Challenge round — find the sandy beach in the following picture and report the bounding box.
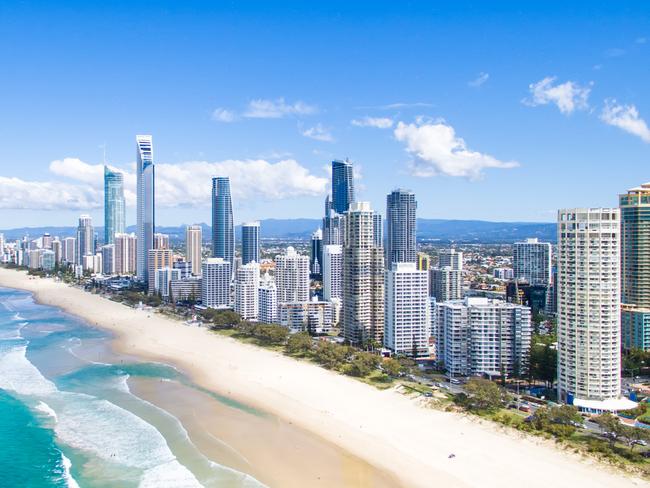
[0,267,646,488]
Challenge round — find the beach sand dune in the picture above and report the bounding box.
[1,268,646,488]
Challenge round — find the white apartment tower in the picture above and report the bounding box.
[322,244,342,301]
[513,238,552,286]
[274,246,310,307]
[258,272,277,324]
[186,225,203,276]
[384,262,430,357]
[114,233,137,275]
[147,248,173,293]
[235,262,260,321]
[201,257,231,309]
[557,208,622,406]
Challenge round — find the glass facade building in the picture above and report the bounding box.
[331,159,355,214]
[136,135,155,283]
[104,166,125,245]
[211,177,234,268]
[385,189,417,266]
[241,221,260,265]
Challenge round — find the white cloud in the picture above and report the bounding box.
[300,124,334,142]
[600,99,650,143]
[351,116,394,129]
[0,176,101,210]
[393,120,519,179]
[244,98,317,118]
[211,108,236,122]
[0,158,328,210]
[356,102,433,110]
[604,48,625,58]
[636,37,647,44]
[468,72,489,88]
[524,76,592,114]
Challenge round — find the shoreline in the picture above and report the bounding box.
[0,268,646,488]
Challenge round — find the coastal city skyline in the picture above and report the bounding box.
[1,3,650,228]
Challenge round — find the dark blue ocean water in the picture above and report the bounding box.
[0,287,262,487]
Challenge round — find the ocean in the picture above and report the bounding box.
[0,287,264,487]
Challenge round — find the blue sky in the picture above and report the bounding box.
[1,1,649,228]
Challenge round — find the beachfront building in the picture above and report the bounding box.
[211,177,234,269]
[331,159,355,214]
[101,244,115,275]
[280,299,333,334]
[557,208,626,409]
[170,277,202,304]
[258,273,277,324]
[342,202,385,346]
[275,246,310,308]
[433,297,532,378]
[62,237,76,265]
[322,244,342,301]
[241,221,260,266]
[185,224,203,276]
[513,238,552,286]
[235,261,260,321]
[147,248,173,293]
[114,233,137,275]
[201,257,231,309]
[155,267,181,299]
[75,215,95,265]
[384,262,430,357]
[136,135,155,283]
[104,166,126,245]
[620,183,650,351]
[385,189,417,267]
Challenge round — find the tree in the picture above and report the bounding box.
[286,331,313,355]
[619,424,650,451]
[623,348,650,377]
[254,324,289,345]
[382,358,403,377]
[530,405,582,438]
[314,341,350,370]
[463,378,510,412]
[528,334,557,387]
[594,412,623,448]
[344,352,380,377]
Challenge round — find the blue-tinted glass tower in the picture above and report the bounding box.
[104,166,125,245]
[331,159,355,214]
[136,135,155,282]
[241,221,260,265]
[212,177,234,268]
[385,189,417,266]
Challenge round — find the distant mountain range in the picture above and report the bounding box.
[1,218,555,243]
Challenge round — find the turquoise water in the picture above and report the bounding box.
[0,287,263,487]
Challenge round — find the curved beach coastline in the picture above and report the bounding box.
[0,268,646,488]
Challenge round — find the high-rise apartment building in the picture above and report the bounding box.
[275,246,310,307]
[513,238,552,286]
[557,208,622,407]
[136,135,155,283]
[241,221,260,265]
[147,248,173,293]
[201,258,231,309]
[235,261,260,321]
[430,248,463,301]
[417,252,431,271]
[620,183,650,350]
[385,189,417,266]
[114,233,137,275]
[433,297,532,377]
[258,273,277,324]
[154,233,170,250]
[104,166,125,245]
[322,244,342,301]
[62,237,76,265]
[342,202,385,346]
[51,239,62,264]
[373,213,383,249]
[384,262,430,357]
[185,225,203,276]
[322,195,345,248]
[438,248,463,270]
[331,159,355,214]
[101,244,115,275]
[211,177,234,269]
[155,267,181,298]
[75,215,94,265]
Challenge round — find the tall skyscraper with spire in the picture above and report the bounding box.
[331,159,355,214]
[136,135,155,283]
[385,189,417,266]
[104,166,125,245]
[211,177,234,268]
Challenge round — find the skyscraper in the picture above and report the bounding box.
[62,237,76,265]
[211,177,234,269]
[385,189,417,266]
[241,221,260,265]
[513,238,552,286]
[331,159,355,214]
[258,273,278,324]
[322,244,342,301]
[153,233,169,250]
[557,208,623,407]
[275,246,310,308]
[114,233,137,275]
[310,228,323,277]
[75,215,94,265]
[104,166,126,245]
[136,135,155,283]
[185,225,203,276]
[620,184,650,351]
[147,248,173,293]
[342,202,385,346]
[202,258,232,309]
[384,262,430,357]
[235,261,260,321]
[430,248,463,301]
